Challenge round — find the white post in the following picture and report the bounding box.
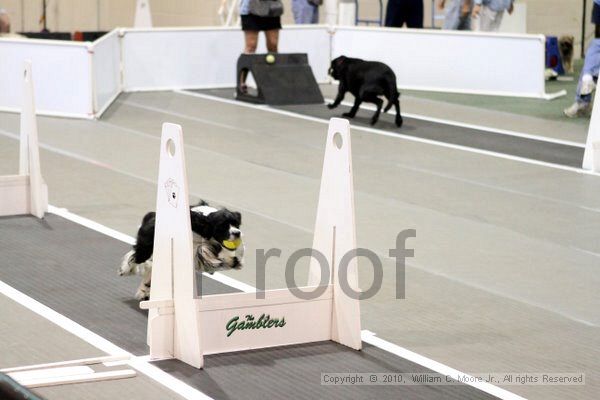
[307,118,362,350]
[146,123,203,367]
[583,94,600,171]
[134,0,153,28]
[20,61,46,219]
[582,78,600,172]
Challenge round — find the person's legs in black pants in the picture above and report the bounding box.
[405,0,424,28]
[385,0,406,27]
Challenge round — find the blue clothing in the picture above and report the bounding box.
[240,0,251,15]
[442,0,472,30]
[473,0,512,12]
[576,39,600,104]
[292,0,318,24]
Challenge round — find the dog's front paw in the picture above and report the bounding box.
[342,112,355,119]
[327,103,337,109]
[232,257,243,270]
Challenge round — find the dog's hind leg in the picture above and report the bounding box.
[394,95,403,128]
[364,94,384,126]
[343,96,362,119]
[135,269,152,301]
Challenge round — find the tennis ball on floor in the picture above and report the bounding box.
[222,238,242,251]
[265,54,276,64]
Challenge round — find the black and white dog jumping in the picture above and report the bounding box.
[118,201,244,300]
[328,55,403,128]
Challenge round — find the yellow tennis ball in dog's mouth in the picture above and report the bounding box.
[265,54,275,64]
[222,238,242,251]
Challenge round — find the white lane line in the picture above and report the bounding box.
[115,99,254,134]
[43,207,526,400]
[176,90,599,177]
[100,115,600,214]
[325,97,585,148]
[394,162,600,213]
[0,280,212,400]
[361,331,527,400]
[96,120,316,185]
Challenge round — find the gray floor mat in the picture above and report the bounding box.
[193,88,584,168]
[156,341,498,400]
[0,214,499,399]
[0,214,237,355]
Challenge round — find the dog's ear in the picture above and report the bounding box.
[233,211,242,226]
[191,211,213,238]
[335,56,346,66]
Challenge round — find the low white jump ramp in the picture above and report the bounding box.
[141,119,361,368]
[0,61,48,218]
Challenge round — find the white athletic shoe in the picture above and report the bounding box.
[563,102,592,118]
[581,74,596,96]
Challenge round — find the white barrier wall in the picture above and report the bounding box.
[332,27,560,99]
[92,29,122,117]
[0,38,94,118]
[0,25,562,119]
[121,25,331,91]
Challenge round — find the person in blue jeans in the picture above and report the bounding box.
[385,0,424,28]
[292,0,319,24]
[438,0,472,30]
[565,0,600,117]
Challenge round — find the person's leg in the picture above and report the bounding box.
[406,0,424,28]
[476,5,498,31]
[292,0,301,23]
[292,0,314,24]
[489,8,504,32]
[240,30,259,91]
[385,0,404,27]
[244,30,259,54]
[265,29,279,52]
[442,0,460,30]
[593,3,600,38]
[577,39,600,102]
[564,39,600,117]
[457,0,472,30]
[311,3,319,24]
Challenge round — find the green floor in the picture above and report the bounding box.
[403,60,590,125]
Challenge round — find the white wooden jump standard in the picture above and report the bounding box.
[583,88,600,172]
[140,118,362,368]
[0,61,47,218]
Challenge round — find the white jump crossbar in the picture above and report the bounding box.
[140,118,361,368]
[0,61,47,218]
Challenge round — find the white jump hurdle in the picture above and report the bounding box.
[583,90,600,172]
[0,61,47,218]
[140,118,361,368]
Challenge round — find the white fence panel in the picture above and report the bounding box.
[0,39,93,118]
[332,27,559,99]
[92,29,122,117]
[121,25,331,91]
